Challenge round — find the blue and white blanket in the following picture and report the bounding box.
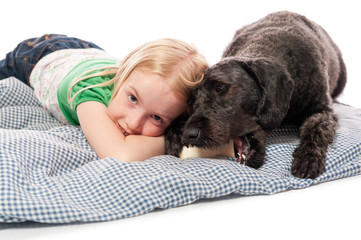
[1,77,360,223]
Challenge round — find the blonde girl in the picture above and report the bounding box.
[0,34,208,162]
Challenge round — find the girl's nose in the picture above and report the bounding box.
[126,112,143,135]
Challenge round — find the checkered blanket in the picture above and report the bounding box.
[1,77,360,223]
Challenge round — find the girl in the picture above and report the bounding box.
[0,34,208,162]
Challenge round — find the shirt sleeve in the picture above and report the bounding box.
[57,58,117,125]
[70,75,114,111]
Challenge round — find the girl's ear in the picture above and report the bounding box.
[239,58,294,129]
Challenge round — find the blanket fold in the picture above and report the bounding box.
[1,77,360,223]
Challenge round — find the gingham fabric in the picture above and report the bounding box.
[1,77,360,223]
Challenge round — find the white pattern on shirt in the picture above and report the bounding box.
[30,48,116,124]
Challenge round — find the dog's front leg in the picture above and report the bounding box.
[243,127,267,169]
[291,111,338,179]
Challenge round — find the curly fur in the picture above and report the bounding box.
[165,11,347,179]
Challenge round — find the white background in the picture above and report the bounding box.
[1,0,360,239]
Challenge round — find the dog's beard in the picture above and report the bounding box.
[182,115,253,164]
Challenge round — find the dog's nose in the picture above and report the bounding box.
[183,127,200,140]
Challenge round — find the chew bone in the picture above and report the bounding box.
[180,140,235,159]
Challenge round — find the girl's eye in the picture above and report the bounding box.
[129,95,137,103]
[152,115,163,122]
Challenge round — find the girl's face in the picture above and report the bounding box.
[107,69,186,137]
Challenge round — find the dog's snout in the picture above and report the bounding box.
[183,127,200,140]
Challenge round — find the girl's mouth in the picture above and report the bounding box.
[116,122,129,136]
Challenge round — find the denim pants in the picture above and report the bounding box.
[0,34,103,86]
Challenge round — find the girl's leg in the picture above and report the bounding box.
[0,34,103,85]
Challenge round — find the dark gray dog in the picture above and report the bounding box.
[165,11,346,179]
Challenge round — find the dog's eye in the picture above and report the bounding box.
[215,84,225,92]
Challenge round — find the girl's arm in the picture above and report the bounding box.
[76,101,165,162]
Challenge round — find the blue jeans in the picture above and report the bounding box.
[0,34,103,86]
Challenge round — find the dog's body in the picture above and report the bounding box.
[165,11,346,179]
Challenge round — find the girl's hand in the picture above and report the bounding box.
[76,101,165,162]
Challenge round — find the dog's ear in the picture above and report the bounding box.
[240,58,294,129]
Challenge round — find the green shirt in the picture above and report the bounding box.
[57,58,117,125]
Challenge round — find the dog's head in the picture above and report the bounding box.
[182,56,294,152]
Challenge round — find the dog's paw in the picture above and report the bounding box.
[244,150,265,169]
[291,142,326,179]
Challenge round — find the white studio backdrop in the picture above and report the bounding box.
[1,0,360,107]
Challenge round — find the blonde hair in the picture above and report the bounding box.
[68,38,208,110]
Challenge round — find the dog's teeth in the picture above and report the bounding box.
[236,152,247,165]
[236,152,241,163]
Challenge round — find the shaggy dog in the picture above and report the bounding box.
[165,11,346,179]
